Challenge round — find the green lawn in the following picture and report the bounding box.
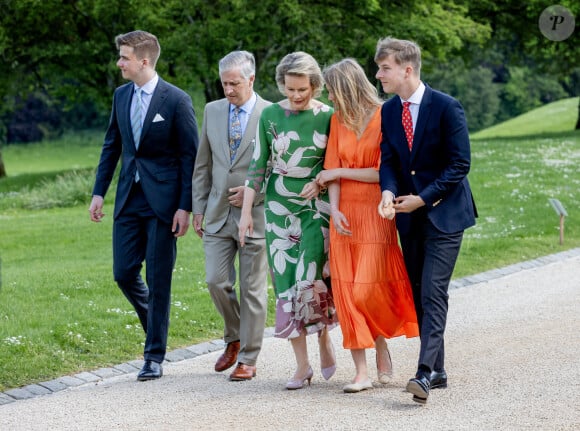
[471,97,578,139]
[0,98,579,391]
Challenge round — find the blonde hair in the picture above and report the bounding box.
[323,58,382,134]
[275,51,324,98]
[374,37,421,76]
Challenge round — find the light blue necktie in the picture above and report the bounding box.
[229,107,242,163]
[132,88,143,148]
[132,88,143,182]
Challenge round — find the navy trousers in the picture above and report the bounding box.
[399,214,463,373]
[112,182,176,363]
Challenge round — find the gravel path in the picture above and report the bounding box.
[1,249,579,430]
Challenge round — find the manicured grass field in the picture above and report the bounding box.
[0,98,578,391]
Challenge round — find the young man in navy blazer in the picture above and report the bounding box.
[89,30,198,381]
[375,37,477,404]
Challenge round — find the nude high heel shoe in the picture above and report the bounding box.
[343,378,373,393]
[377,346,393,384]
[286,366,314,390]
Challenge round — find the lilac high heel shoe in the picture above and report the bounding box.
[321,364,336,381]
[320,338,336,380]
[286,366,314,390]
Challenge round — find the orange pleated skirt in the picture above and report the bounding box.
[329,180,419,349]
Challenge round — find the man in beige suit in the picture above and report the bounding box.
[192,51,270,381]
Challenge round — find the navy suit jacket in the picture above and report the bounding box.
[93,78,198,224]
[379,84,477,235]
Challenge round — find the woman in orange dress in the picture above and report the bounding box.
[317,58,419,393]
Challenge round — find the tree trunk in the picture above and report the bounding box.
[0,151,6,178]
[576,98,580,130]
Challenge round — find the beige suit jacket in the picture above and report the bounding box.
[192,94,270,235]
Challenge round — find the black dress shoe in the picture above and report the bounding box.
[430,369,448,389]
[137,360,163,381]
[406,373,430,404]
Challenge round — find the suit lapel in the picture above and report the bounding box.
[232,95,264,166]
[216,100,231,163]
[410,85,432,162]
[388,99,409,158]
[139,78,169,147]
[118,84,135,151]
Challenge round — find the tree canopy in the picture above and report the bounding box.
[0,0,577,153]
[0,0,490,112]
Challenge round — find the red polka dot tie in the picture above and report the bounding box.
[402,101,413,151]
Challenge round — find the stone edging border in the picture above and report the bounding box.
[2,247,579,405]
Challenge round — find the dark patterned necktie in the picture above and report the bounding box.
[229,107,242,163]
[402,101,413,151]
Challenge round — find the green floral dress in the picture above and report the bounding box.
[246,103,338,339]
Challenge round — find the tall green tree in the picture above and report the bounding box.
[0,0,491,177]
[463,0,579,129]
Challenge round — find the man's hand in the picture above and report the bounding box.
[377,190,395,220]
[393,194,425,213]
[193,214,204,238]
[228,186,245,208]
[173,209,191,237]
[89,196,105,222]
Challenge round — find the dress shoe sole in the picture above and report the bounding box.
[215,362,237,372]
[229,373,255,381]
[430,381,448,389]
[412,395,427,404]
[214,355,238,372]
[406,380,429,399]
[137,374,162,382]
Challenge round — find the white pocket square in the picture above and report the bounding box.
[152,113,165,123]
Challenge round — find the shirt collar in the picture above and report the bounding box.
[230,92,257,114]
[401,81,425,106]
[135,73,159,95]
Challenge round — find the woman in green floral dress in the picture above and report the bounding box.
[239,52,338,390]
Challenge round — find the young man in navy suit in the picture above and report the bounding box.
[89,30,198,381]
[375,37,477,404]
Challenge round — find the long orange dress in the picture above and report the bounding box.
[324,108,419,349]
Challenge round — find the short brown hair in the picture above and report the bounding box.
[374,37,421,75]
[115,30,161,68]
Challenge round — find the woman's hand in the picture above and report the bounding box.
[238,212,253,247]
[331,207,352,236]
[299,180,320,200]
[315,168,341,188]
[378,190,395,220]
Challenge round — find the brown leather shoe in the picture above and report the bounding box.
[229,363,256,381]
[214,341,240,372]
